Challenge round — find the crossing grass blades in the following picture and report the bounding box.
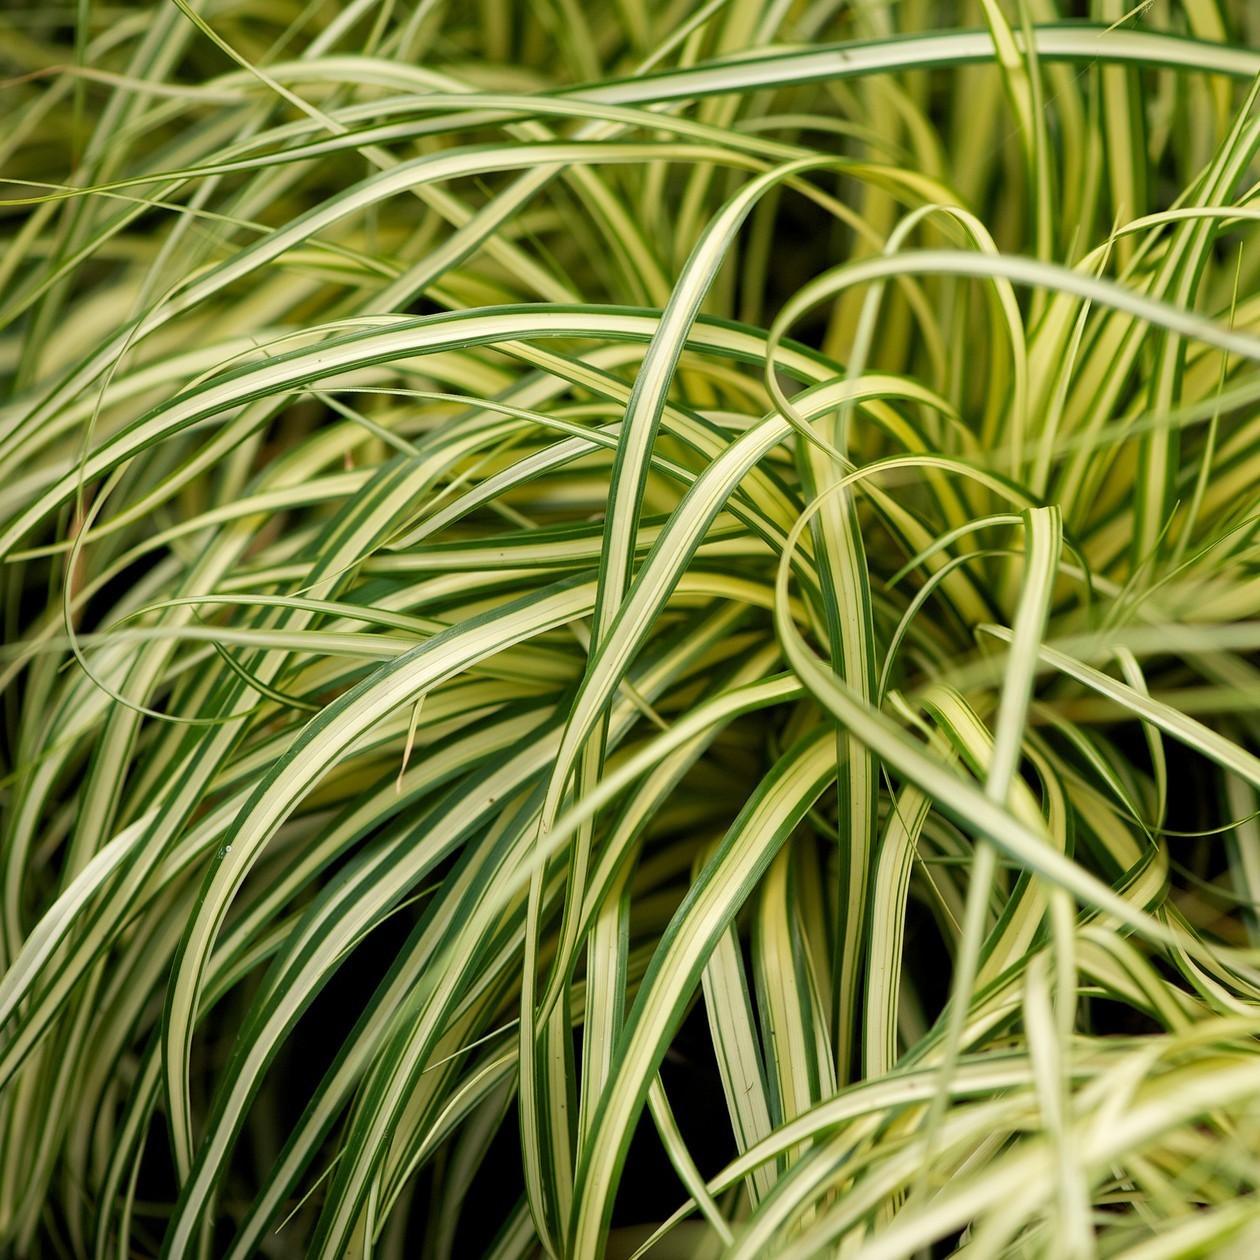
[3,1,1260,1256]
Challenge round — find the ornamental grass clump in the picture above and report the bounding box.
[3,1,1260,1257]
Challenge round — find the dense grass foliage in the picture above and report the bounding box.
[4,1,1260,1256]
